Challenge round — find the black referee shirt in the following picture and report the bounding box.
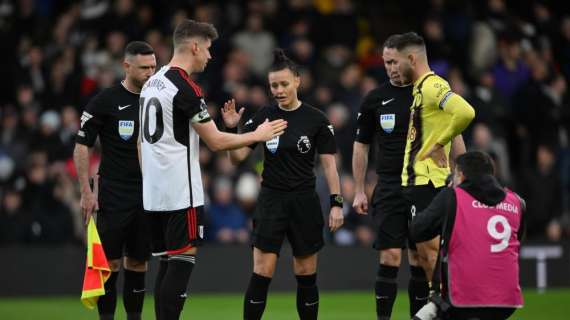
[355,81,413,183]
[76,84,142,184]
[242,103,336,192]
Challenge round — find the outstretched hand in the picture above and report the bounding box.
[255,118,287,141]
[221,99,244,129]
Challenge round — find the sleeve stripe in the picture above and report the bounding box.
[439,91,454,109]
[174,67,203,97]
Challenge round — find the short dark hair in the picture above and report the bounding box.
[269,48,299,76]
[382,34,401,49]
[455,151,495,180]
[173,19,219,48]
[383,32,425,51]
[125,41,154,57]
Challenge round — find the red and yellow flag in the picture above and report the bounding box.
[81,217,111,309]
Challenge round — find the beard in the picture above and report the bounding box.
[132,78,146,90]
[401,65,414,84]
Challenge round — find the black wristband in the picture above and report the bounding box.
[226,126,238,133]
[330,194,343,208]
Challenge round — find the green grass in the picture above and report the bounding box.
[0,289,568,319]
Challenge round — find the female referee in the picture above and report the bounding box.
[221,49,344,320]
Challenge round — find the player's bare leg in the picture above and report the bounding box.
[293,254,319,320]
[253,248,278,277]
[244,248,278,320]
[122,258,147,320]
[416,236,440,284]
[97,259,121,320]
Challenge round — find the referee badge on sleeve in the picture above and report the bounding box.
[380,114,395,133]
[118,120,135,140]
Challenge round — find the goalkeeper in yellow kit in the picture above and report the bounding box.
[384,32,475,295]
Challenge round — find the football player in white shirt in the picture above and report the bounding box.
[139,19,287,320]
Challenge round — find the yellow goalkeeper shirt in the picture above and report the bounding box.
[401,71,475,188]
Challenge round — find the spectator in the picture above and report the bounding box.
[0,187,30,244]
[470,72,510,137]
[31,110,65,162]
[208,177,249,244]
[233,13,276,78]
[492,32,531,100]
[0,107,28,172]
[519,145,563,241]
[470,123,512,185]
[235,172,260,216]
[21,156,73,244]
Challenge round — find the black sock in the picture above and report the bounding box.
[375,264,399,320]
[123,269,146,320]
[243,273,272,320]
[159,255,196,320]
[98,271,119,319]
[408,266,429,317]
[154,257,169,320]
[296,274,319,320]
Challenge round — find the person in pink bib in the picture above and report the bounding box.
[411,151,525,320]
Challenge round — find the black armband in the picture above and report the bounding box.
[226,126,238,133]
[330,194,344,208]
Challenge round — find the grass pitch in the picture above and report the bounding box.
[0,289,568,319]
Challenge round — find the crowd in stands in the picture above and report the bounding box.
[0,0,569,246]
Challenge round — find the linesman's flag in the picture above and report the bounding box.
[81,216,110,309]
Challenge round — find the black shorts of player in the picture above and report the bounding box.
[252,187,324,257]
[446,306,515,320]
[402,181,443,248]
[148,206,204,256]
[97,205,151,263]
[371,181,409,250]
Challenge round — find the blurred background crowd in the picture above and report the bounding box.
[0,0,569,247]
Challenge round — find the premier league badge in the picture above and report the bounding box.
[380,114,395,133]
[118,120,135,140]
[266,136,279,154]
[297,136,311,153]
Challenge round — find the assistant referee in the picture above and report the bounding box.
[74,41,156,320]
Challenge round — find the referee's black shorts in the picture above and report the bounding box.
[252,187,324,257]
[371,181,409,250]
[97,177,150,261]
[96,180,150,262]
[402,181,444,246]
[97,205,151,262]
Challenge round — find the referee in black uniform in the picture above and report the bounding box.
[352,36,466,320]
[74,41,156,320]
[222,49,344,320]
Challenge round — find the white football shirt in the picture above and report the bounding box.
[139,66,211,211]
